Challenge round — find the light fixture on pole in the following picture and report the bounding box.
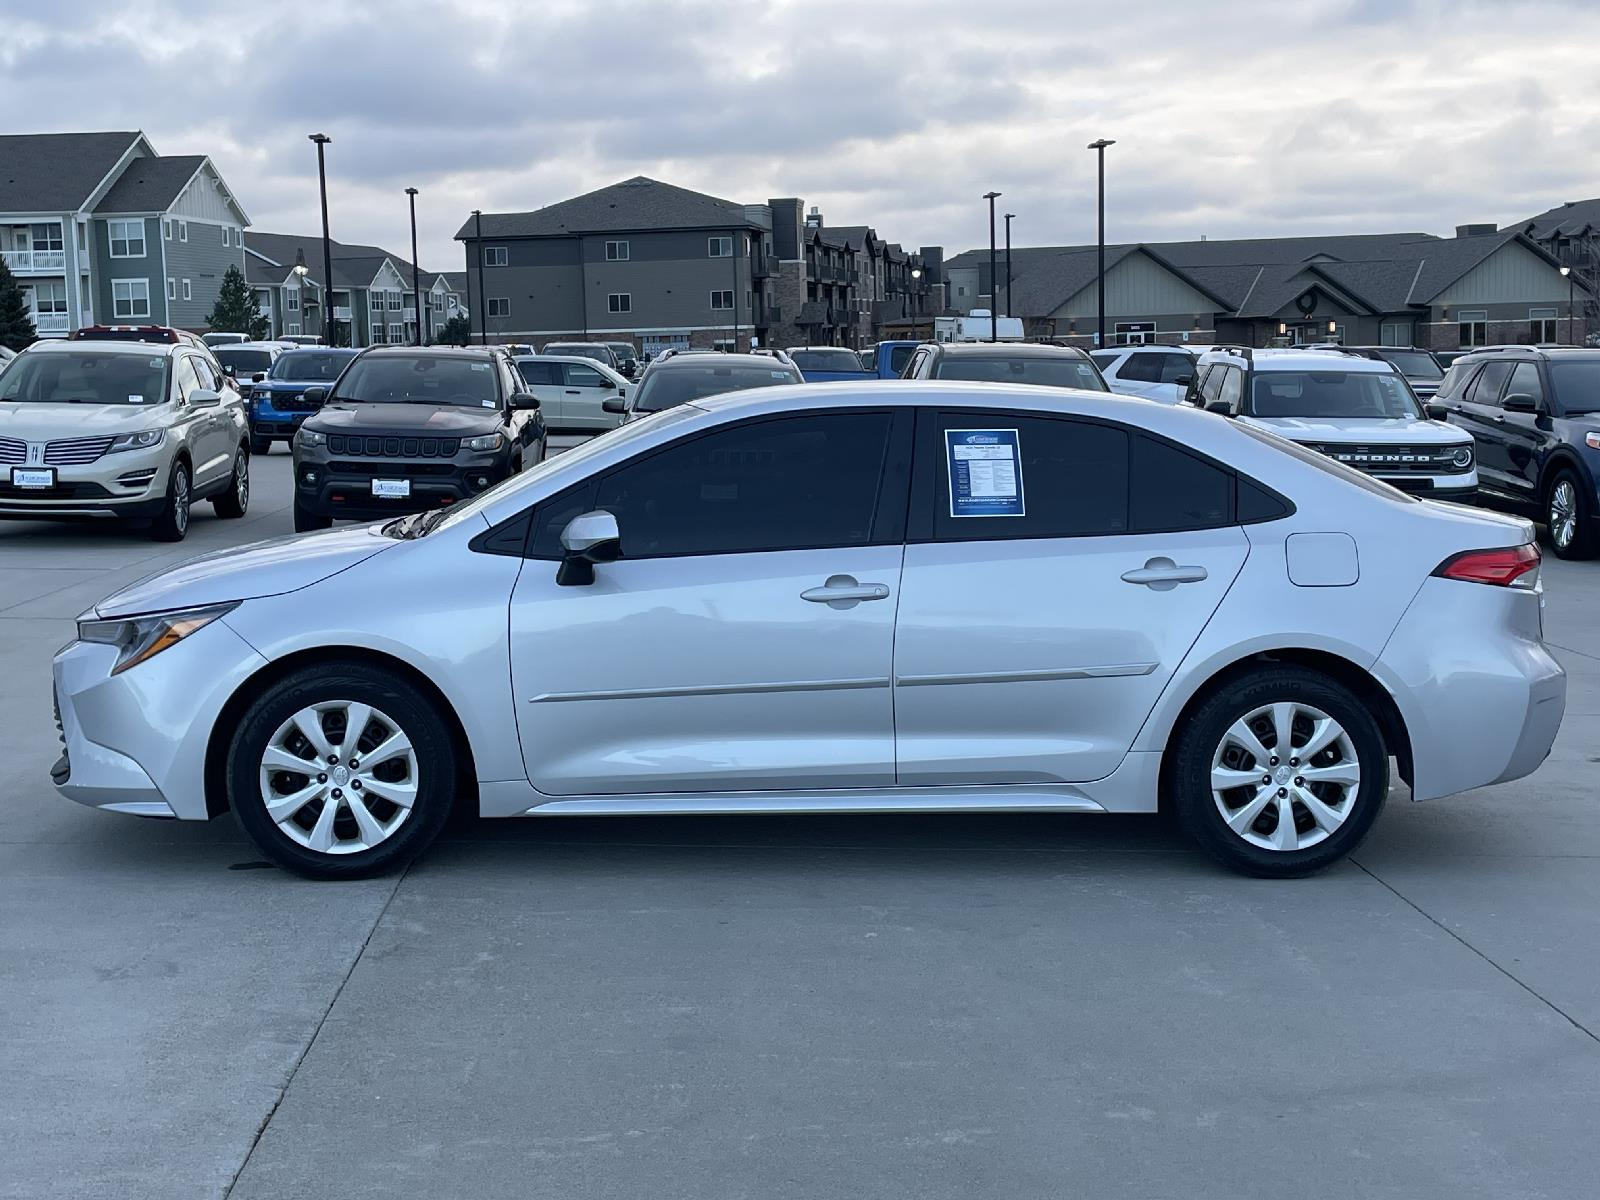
[406,187,423,345]
[1087,138,1115,348]
[292,248,309,333]
[983,191,1001,342]
[308,133,334,344]
[1003,213,1015,319]
[1561,265,1574,344]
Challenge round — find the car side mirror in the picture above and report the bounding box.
[1173,374,1193,387]
[1501,392,1539,414]
[557,510,621,586]
[252,372,267,383]
[303,386,327,404]
[602,397,627,414]
[599,377,616,389]
[188,388,222,408]
[1425,402,1451,421]
[1204,399,1236,417]
[511,392,540,410]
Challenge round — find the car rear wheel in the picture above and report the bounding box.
[293,495,332,532]
[212,446,249,518]
[149,461,191,542]
[227,664,457,879]
[1546,470,1596,559]
[1170,667,1387,877]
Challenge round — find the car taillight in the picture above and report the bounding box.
[1433,543,1541,588]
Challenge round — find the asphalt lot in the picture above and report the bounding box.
[3,446,1599,1200]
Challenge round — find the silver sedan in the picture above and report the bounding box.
[52,382,1565,879]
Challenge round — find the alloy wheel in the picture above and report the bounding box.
[174,468,190,534]
[1209,701,1360,852]
[258,700,419,855]
[235,454,250,509]
[1550,479,1578,551]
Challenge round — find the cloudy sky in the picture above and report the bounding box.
[4,0,1597,269]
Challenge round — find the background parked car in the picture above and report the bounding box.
[603,342,640,378]
[278,334,324,346]
[542,342,621,371]
[212,342,285,390]
[786,346,872,382]
[1435,345,1600,557]
[624,351,802,421]
[1091,345,1200,403]
[245,347,360,454]
[202,332,249,348]
[1299,344,1447,401]
[513,354,631,432]
[902,341,1109,390]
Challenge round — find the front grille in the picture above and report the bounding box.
[44,436,115,466]
[0,437,25,464]
[328,460,460,477]
[327,434,460,458]
[0,481,114,500]
[264,389,320,413]
[51,689,69,785]
[1307,443,1472,475]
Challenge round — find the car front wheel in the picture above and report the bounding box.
[1546,470,1596,559]
[293,495,332,532]
[227,663,458,879]
[1170,667,1387,877]
[149,461,191,542]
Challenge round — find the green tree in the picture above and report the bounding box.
[0,258,36,351]
[434,314,472,347]
[204,264,269,340]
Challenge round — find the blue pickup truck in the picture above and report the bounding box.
[861,340,923,379]
[244,348,359,453]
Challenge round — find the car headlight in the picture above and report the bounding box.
[297,429,327,448]
[463,433,504,452]
[76,602,238,675]
[107,429,165,454]
[1449,445,1474,469]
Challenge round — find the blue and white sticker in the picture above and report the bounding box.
[946,428,1024,517]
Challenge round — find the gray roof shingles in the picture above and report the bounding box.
[456,176,749,240]
[92,155,206,213]
[0,131,142,212]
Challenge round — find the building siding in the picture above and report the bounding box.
[1435,241,1573,307]
[94,216,167,325]
[160,217,243,329]
[1055,253,1221,320]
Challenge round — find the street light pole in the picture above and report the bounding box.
[731,228,740,351]
[1087,138,1115,349]
[983,191,1001,342]
[1562,265,1574,344]
[472,209,487,346]
[309,133,334,345]
[1003,212,1015,320]
[406,187,422,346]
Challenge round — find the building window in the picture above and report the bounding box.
[112,279,151,319]
[163,220,172,241]
[287,323,301,335]
[487,297,510,318]
[1380,321,1411,346]
[387,291,402,310]
[108,219,145,258]
[708,236,733,258]
[221,225,229,246]
[389,322,404,342]
[430,294,443,312]
[608,293,631,314]
[605,240,629,261]
[31,281,67,317]
[371,323,387,345]
[166,278,176,300]
[179,220,188,242]
[710,290,734,310]
[483,246,508,267]
[1530,307,1558,343]
[286,290,300,312]
[1114,321,1155,345]
[1458,310,1488,348]
[31,223,64,252]
[181,279,191,301]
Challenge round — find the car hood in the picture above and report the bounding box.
[305,402,501,434]
[0,402,169,439]
[1241,415,1468,444]
[94,524,394,618]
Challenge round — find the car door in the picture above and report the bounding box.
[515,360,566,424]
[508,408,912,796]
[171,354,228,486]
[893,409,1249,784]
[561,361,616,429]
[497,356,540,459]
[192,353,245,467]
[1454,359,1516,496]
[1106,350,1167,400]
[1498,360,1551,502]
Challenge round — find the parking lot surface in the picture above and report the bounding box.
[4,447,1599,1199]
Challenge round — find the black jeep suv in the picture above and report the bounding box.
[1435,346,1600,557]
[291,346,547,531]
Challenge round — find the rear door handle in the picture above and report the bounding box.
[1121,557,1208,590]
[1491,414,1506,424]
[801,574,891,609]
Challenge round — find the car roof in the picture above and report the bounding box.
[1457,346,1600,362]
[215,341,284,352]
[1200,348,1396,373]
[935,342,1090,358]
[360,345,501,359]
[23,338,175,358]
[514,353,621,368]
[281,346,358,355]
[650,352,797,370]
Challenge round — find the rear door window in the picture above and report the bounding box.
[1465,360,1515,406]
[1505,362,1545,407]
[1119,353,1167,383]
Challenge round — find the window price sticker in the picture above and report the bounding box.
[946,428,1024,517]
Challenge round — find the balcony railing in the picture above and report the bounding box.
[31,313,69,333]
[3,249,66,273]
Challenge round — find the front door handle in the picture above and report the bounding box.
[801,574,891,609]
[1121,557,1208,591]
[1491,414,1506,424]
[565,389,581,395]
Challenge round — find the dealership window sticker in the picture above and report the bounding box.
[946,428,1025,517]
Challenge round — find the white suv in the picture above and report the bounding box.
[0,337,251,540]
[1184,348,1477,501]
[1091,344,1200,404]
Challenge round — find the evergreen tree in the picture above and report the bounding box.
[434,314,472,347]
[205,265,269,340]
[0,258,36,351]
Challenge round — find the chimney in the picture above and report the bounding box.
[1455,223,1497,238]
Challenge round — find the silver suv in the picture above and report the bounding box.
[0,338,250,540]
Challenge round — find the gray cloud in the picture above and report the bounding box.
[3,0,1598,270]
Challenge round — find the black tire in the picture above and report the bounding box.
[536,434,549,463]
[149,460,192,542]
[293,495,332,532]
[1170,666,1388,878]
[227,663,457,880]
[212,446,250,518]
[250,434,272,456]
[1545,469,1596,559]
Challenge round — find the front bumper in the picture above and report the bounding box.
[52,616,267,819]
[294,449,512,519]
[0,443,174,519]
[249,404,314,441]
[1372,468,1477,500]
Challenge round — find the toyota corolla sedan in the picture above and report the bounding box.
[52,383,1565,880]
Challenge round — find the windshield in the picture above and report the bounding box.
[605,343,635,360]
[790,349,865,373]
[935,355,1107,390]
[1247,370,1420,419]
[269,351,353,382]
[633,364,801,413]
[1381,351,1443,380]
[545,344,612,364]
[332,354,500,407]
[1549,361,1600,414]
[888,344,916,374]
[213,349,274,375]
[0,351,169,405]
